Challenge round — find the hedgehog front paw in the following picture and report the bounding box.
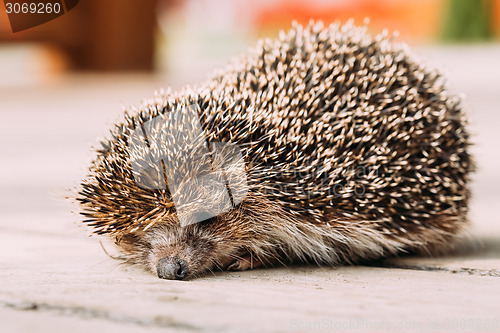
[227,255,262,271]
[227,258,251,271]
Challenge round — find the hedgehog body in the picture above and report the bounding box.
[78,22,473,279]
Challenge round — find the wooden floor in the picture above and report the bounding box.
[0,45,499,333]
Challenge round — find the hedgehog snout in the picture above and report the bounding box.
[157,256,189,280]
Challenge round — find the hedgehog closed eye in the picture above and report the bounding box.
[77,21,473,280]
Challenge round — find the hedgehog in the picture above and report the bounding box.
[77,21,473,280]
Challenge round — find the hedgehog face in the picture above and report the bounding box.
[125,211,259,280]
[145,222,219,280]
[114,195,293,280]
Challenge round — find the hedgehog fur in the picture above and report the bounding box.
[78,21,473,280]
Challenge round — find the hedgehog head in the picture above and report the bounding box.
[78,101,287,279]
[121,203,280,280]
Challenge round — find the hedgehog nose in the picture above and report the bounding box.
[157,257,189,280]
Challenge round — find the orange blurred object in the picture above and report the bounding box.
[255,0,446,42]
[494,0,500,37]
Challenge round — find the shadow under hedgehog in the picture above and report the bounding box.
[77,21,473,280]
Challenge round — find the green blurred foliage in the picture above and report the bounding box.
[442,0,494,41]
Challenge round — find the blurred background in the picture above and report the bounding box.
[1,0,500,84]
[0,0,499,237]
